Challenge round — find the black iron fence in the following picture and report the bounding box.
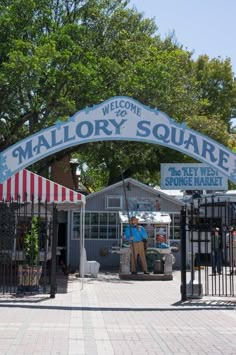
[0,196,58,297]
[181,197,236,300]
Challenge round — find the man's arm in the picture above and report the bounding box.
[124,225,134,241]
[124,226,131,240]
[140,226,148,240]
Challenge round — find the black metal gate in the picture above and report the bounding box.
[181,196,236,300]
[0,197,58,297]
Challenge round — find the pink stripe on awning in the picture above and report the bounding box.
[22,169,27,202]
[15,172,19,201]
[46,179,50,202]
[54,183,58,202]
[62,187,66,201]
[70,190,74,202]
[7,177,11,201]
[30,172,35,201]
[38,176,43,200]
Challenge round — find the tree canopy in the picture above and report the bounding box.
[0,0,235,191]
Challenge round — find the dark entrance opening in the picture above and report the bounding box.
[57,222,67,273]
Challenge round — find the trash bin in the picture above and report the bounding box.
[153,259,164,274]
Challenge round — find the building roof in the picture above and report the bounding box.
[86,177,184,206]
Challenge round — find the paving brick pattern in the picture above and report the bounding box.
[0,271,236,354]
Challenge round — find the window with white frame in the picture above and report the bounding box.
[72,211,120,239]
[105,195,123,209]
[72,210,182,240]
[169,212,181,239]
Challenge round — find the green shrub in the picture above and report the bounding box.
[24,216,39,266]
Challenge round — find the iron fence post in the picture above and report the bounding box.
[50,204,58,298]
[180,207,187,301]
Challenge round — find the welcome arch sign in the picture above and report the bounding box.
[0,96,236,183]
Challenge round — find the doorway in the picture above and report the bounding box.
[57,211,68,273]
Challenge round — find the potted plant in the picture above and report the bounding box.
[18,216,42,293]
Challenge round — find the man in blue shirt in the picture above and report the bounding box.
[124,216,149,274]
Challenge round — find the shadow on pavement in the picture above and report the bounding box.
[0,303,236,310]
[173,298,236,308]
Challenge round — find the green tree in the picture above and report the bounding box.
[0,0,235,190]
[194,55,235,123]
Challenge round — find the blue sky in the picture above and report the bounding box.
[129,0,236,76]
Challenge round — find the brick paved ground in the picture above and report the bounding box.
[0,270,236,354]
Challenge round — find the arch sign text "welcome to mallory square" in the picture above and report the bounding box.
[0,96,235,183]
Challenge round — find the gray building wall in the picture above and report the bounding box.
[68,179,183,271]
[86,182,182,213]
[69,239,120,271]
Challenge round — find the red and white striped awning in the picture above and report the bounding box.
[0,169,85,204]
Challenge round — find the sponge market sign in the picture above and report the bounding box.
[161,163,228,190]
[0,96,236,183]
